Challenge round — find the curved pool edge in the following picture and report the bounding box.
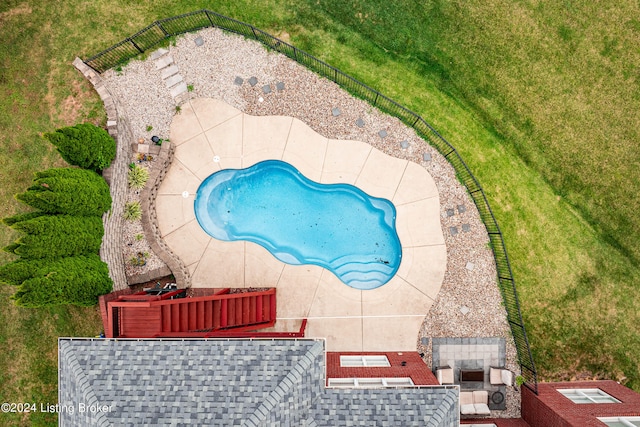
[158,98,448,351]
[194,160,402,290]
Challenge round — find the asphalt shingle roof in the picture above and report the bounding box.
[59,338,459,426]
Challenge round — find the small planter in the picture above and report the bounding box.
[137,153,153,162]
[130,251,148,267]
[151,135,169,146]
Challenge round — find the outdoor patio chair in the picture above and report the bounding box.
[436,365,454,385]
[490,367,513,386]
[460,390,491,415]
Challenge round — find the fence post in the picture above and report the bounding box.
[204,10,215,27]
[129,38,144,54]
[83,60,101,74]
[251,26,259,40]
[156,21,169,37]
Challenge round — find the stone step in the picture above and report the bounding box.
[154,55,174,70]
[164,73,184,89]
[149,48,169,61]
[160,64,180,80]
[170,82,188,98]
[174,92,190,105]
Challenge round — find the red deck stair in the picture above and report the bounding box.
[105,288,277,338]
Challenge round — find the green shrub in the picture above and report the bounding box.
[2,211,46,226]
[128,164,149,189]
[4,215,103,259]
[44,123,116,172]
[123,201,142,221]
[0,259,40,285]
[15,168,111,216]
[5,255,113,307]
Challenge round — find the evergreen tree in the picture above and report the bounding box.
[2,211,46,226]
[1,128,116,307]
[44,123,116,172]
[15,168,111,216]
[4,215,103,259]
[0,255,113,307]
[0,258,41,286]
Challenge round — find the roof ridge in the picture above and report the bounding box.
[59,340,112,427]
[242,341,324,427]
[426,388,459,427]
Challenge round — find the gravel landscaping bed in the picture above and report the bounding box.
[101,27,520,418]
[122,154,165,278]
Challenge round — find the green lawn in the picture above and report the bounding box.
[297,0,640,387]
[0,1,638,424]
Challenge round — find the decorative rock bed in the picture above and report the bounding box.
[77,26,521,418]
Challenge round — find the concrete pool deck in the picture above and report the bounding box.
[156,98,446,351]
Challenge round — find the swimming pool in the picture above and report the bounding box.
[194,160,401,290]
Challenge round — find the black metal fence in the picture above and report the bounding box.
[84,9,538,393]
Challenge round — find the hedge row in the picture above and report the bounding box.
[3,215,104,259]
[1,123,116,307]
[16,168,112,216]
[0,255,112,307]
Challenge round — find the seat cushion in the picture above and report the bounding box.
[460,391,474,406]
[489,367,503,385]
[473,390,489,405]
[474,403,491,415]
[436,368,454,385]
[460,404,476,415]
[501,369,513,385]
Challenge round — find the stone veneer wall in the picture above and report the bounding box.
[73,58,190,290]
[73,58,128,290]
[139,141,191,287]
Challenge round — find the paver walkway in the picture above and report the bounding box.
[156,98,446,351]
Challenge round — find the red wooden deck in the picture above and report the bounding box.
[105,288,278,338]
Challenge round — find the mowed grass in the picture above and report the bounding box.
[299,0,640,387]
[0,1,638,424]
[0,3,110,425]
[313,0,640,263]
[290,2,640,389]
[0,1,296,425]
[0,288,103,426]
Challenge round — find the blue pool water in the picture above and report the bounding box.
[194,160,401,290]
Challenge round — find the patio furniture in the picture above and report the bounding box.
[490,367,513,386]
[436,366,454,385]
[460,369,485,383]
[460,390,491,415]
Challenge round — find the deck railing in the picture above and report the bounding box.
[84,9,538,393]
